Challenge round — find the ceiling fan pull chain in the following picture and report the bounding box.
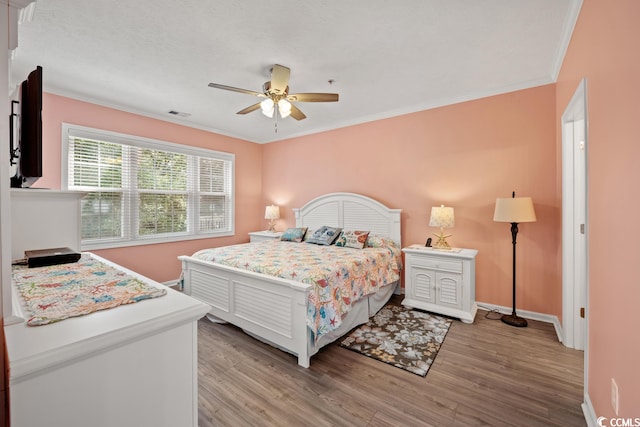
[275,108,279,133]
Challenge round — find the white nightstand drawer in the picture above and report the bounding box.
[406,254,463,273]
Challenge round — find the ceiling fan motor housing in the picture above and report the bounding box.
[263,81,288,96]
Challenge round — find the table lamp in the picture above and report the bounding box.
[429,205,455,250]
[264,205,280,232]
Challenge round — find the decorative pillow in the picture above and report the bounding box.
[365,235,399,249]
[305,226,343,245]
[335,230,370,249]
[280,227,308,243]
[302,229,316,242]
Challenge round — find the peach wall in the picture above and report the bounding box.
[39,93,263,283]
[556,0,640,418]
[262,84,559,316]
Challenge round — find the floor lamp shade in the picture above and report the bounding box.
[494,197,536,223]
[493,194,536,327]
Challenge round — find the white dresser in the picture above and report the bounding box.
[7,189,210,427]
[402,245,478,323]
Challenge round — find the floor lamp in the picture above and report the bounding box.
[493,192,536,327]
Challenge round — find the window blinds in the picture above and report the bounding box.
[64,125,234,249]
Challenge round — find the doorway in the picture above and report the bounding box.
[561,78,588,352]
[562,78,589,422]
[561,78,589,413]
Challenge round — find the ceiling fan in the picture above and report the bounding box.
[208,64,339,121]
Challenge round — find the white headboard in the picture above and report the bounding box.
[293,193,402,246]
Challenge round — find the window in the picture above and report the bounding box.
[62,124,234,250]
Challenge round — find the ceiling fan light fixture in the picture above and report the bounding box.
[278,99,292,118]
[260,98,275,117]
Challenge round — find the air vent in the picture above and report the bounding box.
[168,110,191,117]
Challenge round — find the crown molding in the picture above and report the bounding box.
[17,1,36,23]
[7,1,35,51]
[9,0,33,7]
[550,0,584,81]
[7,0,34,10]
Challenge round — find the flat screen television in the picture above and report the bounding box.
[10,66,43,188]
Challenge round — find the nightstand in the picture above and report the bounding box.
[402,245,478,323]
[249,230,283,242]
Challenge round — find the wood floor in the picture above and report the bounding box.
[197,298,586,427]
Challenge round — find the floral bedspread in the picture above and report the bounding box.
[192,239,402,340]
[12,254,167,326]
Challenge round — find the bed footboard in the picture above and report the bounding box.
[179,255,313,367]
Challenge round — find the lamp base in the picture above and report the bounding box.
[501,314,528,327]
[432,230,452,250]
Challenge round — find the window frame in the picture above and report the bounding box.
[61,123,235,251]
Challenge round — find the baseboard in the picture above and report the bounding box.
[582,392,597,427]
[476,301,564,343]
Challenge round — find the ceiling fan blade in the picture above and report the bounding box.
[287,93,339,102]
[269,64,290,95]
[208,83,266,97]
[236,103,261,115]
[289,104,306,121]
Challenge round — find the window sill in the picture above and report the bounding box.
[80,230,235,251]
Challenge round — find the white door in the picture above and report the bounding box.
[572,117,587,350]
[412,269,436,304]
[437,273,463,309]
[561,79,588,352]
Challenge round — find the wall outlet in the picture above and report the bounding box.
[611,378,619,416]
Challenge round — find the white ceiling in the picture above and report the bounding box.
[11,0,581,144]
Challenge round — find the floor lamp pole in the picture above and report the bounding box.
[501,221,528,327]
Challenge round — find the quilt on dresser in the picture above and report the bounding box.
[192,240,402,340]
[12,254,167,326]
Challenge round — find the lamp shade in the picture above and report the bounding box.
[429,205,455,228]
[493,197,536,223]
[260,98,293,119]
[278,99,292,118]
[260,98,275,118]
[264,205,280,220]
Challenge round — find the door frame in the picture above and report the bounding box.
[561,78,588,351]
[561,77,589,398]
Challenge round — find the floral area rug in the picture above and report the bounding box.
[12,254,167,326]
[339,303,452,376]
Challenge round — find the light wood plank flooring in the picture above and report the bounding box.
[197,298,585,427]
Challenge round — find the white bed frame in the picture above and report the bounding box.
[179,192,402,367]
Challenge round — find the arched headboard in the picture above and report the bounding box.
[293,193,402,246]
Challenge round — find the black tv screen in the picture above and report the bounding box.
[11,66,43,188]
